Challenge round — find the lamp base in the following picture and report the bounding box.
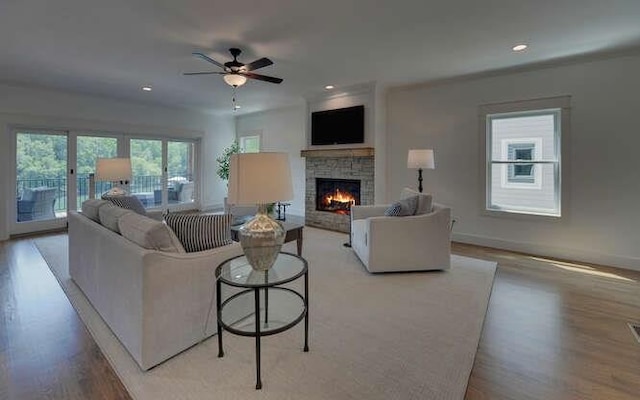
[238,205,285,271]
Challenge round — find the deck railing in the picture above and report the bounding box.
[17,174,190,211]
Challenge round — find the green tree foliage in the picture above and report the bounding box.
[130,139,162,177]
[17,133,67,181]
[77,136,117,176]
[168,141,192,178]
[17,134,192,184]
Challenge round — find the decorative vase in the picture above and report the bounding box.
[238,204,285,271]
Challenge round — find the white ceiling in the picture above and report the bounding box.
[2,0,640,115]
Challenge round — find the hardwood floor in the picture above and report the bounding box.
[0,235,131,400]
[1,234,639,399]
[457,243,640,400]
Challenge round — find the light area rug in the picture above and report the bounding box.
[35,227,496,400]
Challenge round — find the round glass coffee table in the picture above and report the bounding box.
[215,252,309,390]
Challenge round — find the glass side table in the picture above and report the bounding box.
[216,252,309,390]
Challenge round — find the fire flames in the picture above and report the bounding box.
[321,189,357,214]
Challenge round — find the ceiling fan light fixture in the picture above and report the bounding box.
[223,73,247,87]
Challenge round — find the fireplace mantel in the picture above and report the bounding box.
[300,147,374,158]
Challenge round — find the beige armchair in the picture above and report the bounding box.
[350,189,451,273]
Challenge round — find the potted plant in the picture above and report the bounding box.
[217,141,239,213]
[216,141,240,183]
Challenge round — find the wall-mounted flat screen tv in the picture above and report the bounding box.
[311,105,365,145]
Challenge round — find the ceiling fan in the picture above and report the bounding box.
[184,48,283,87]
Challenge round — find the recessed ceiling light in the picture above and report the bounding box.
[324,85,335,90]
[142,86,152,91]
[512,44,528,52]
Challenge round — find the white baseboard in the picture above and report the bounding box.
[453,232,640,272]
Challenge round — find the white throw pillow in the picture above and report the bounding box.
[98,203,132,233]
[118,212,185,253]
[400,187,433,215]
[384,195,419,216]
[81,199,110,222]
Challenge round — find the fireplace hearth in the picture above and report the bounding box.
[316,178,360,215]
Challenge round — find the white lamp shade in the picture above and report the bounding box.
[95,158,132,181]
[223,73,247,87]
[227,152,293,205]
[407,149,435,169]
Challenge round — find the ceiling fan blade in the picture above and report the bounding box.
[243,57,273,71]
[242,72,283,84]
[192,52,225,69]
[183,71,225,75]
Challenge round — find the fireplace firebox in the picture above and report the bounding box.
[316,178,361,215]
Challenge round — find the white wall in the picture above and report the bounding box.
[235,104,307,216]
[387,54,640,270]
[374,83,388,203]
[0,83,234,239]
[202,115,236,210]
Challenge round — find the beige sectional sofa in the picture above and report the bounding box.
[68,206,245,370]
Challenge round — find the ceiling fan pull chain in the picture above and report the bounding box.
[232,86,238,111]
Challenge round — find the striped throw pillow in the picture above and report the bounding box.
[102,194,147,216]
[164,213,233,253]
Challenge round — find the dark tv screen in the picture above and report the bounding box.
[311,105,364,145]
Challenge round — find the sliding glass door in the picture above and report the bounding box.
[167,141,196,206]
[129,138,163,208]
[75,135,118,209]
[129,138,197,209]
[12,130,199,235]
[14,130,69,233]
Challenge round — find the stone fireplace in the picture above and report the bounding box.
[302,148,374,233]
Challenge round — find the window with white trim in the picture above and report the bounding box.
[239,135,260,153]
[486,109,561,216]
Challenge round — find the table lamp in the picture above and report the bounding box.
[95,158,132,196]
[407,149,435,193]
[227,152,293,271]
